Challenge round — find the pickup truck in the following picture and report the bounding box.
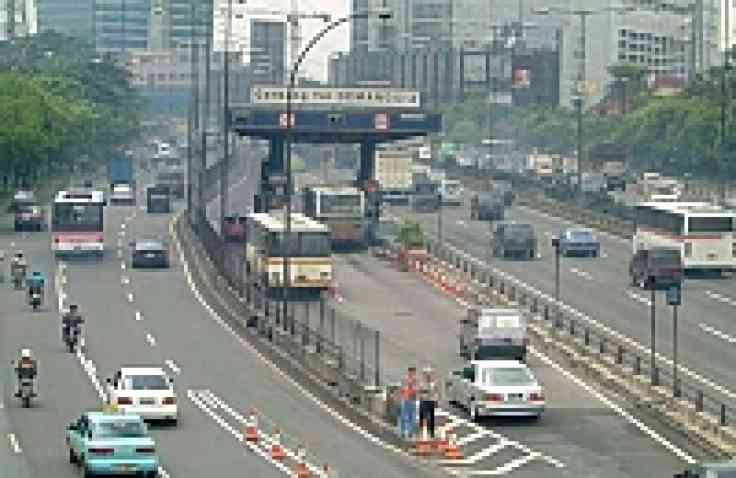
[446,360,545,422]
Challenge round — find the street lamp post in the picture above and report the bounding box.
[667,285,682,397]
[720,3,730,205]
[221,0,232,265]
[533,6,634,195]
[648,276,659,386]
[551,235,561,302]
[281,9,392,325]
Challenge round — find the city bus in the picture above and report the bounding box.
[303,186,366,250]
[633,202,736,275]
[51,190,106,257]
[245,212,332,300]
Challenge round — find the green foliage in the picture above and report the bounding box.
[0,32,144,189]
[398,220,424,249]
[434,69,736,179]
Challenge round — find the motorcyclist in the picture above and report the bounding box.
[61,304,84,344]
[10,252,27,287]
[14,348,37,397]
[0,250,5,283]
[26,271,44,304]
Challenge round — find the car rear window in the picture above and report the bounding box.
[480,368,535,386]
[650,250,680,266]
[94,421,146,438]
[568,231,593,241]
[129,374,168,390]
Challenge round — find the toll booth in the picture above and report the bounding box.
[146,186,171,214]
[223,216,247,242]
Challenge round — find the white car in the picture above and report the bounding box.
[446,360,545,421]
[106,367,178,424]
[110,184,135,205]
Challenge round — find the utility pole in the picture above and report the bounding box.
[720,0,730,204]
[221,0,232,243]
[200,2,211,225]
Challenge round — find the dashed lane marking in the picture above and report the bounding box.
[145,333,157,347]
[121,275,130,285]
[121,261,127,271]
[705,290,736,307]
[626,290,652,306]
[135,311,143,321]
[699,323,736,344]
[7,433,21,454]
[530,346,696,464]
[164,360,181,375]
[569,267,593,281]
[127,292,134,303]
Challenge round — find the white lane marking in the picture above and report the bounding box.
[531,345,696,464]
[121,275,130,285]
[187,390,292,474]
[157,466,170,478]
[7,433,21,454]
[127,292,134,303]
[569,267,593,281]
[626,290,652,306]
[705,290,736,307]
[120,223,126,230]
[164,360,181,375]
[145,333,157,347]
[117,249,123,259]
[699,322,736,344]
[121,261,127,271]
[118,231,125,238]
[0,400,4,409]
[135,311,143,321]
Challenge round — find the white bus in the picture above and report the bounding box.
[303,186,366,249]
[634,202,736,274]
[245,212,333,299]
[51,190,106,257]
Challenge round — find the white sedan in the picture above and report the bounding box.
[106,367,178,425]
[446,360,545,421]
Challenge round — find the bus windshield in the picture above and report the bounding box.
[320,194,362,215]
[52,204,103,232]
[269,232,331,257]
[688,217,734,233]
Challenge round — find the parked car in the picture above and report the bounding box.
[131,239,170,269]
[629,247,683,289]
[492,222,537,260]
[105,366,178,424]
[65,411,160,477]
[446,360,545,421]
[471,192,504,221]
[558,228,600,257]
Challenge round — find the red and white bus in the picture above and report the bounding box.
[634,202,736,274]
[51,190,106,257]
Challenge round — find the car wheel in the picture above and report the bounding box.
[69,448,77,464]
[469,401,479,422]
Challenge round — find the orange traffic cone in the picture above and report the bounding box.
[270,428,286,461]
[243,408,259,444]
[434,425,449,454]
[292,445,310,478]
[444,432,463,460]
[414,420,433,457]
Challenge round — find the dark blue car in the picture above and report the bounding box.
[131,239,170,269]
[559,229,600,257]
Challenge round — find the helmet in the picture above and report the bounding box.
[69,304,78,311]
[32,271,41,277]
[15,251,23,258]
[20,349,31,359]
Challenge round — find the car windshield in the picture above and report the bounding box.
[568,231,593,241]
[94,420,146,438]
[129,374,169,390]
[505,225,533,238]
[479,367,535,386]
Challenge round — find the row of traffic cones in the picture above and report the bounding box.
[242,408,336,477]
[412,420,463,460]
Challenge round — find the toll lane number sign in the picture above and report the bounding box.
[375,113,389,130]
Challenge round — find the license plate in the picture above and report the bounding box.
[74,245,81,251]
[139,398,155,405]
[145,253,156,258]
[508,394,524,402]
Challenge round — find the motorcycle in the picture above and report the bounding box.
[16,378,35,408]
[29,290,42,311]
[63,324,82,353]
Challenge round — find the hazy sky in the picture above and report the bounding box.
[263,0,349,81]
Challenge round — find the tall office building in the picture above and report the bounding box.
[36,0,93,40]
[250,19,286,85]
[94,0,151,52]
[1,0,37,40]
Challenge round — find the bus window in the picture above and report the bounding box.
[688,217,734,233]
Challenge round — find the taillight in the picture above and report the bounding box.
[117,396,133,405]
[162,397,176,405]
[485,393,504,402]
[54,237,59,243]
[529,392,545,402]
[89,448,114,456]
[135,447,156,454]
[97,237,104,243]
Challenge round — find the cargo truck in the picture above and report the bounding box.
[375,150,413,205]
[459,306,528,362]
[107,155,136,205]
[146,185,171,213]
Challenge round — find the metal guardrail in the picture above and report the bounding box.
[416,234,736,455]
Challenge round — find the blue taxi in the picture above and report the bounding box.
[66,410,160,477]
